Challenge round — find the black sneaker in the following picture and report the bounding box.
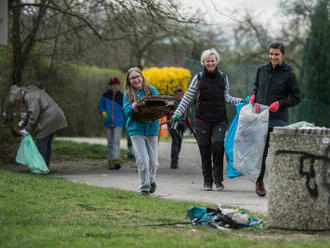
[127,153,134,159]
[150,183,157,193]
[138,191,149,195]
[215,182,224,191]
[113,160,121,170]
[170,160,178,169]
[203,185,212,191]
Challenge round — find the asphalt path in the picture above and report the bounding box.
[57,137,268,213]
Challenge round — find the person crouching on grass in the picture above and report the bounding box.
[123,67,160,195]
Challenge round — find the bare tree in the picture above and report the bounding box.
[7,0,200,85]
[215,0,317,69]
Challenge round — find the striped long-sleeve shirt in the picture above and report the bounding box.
[174,72,242,116]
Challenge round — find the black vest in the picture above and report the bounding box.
[195,69,227,122]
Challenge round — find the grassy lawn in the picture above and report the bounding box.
[1,141,329,248]
[52,139,130,161]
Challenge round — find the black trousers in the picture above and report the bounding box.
[169,123,185,163]
[258,119,288,182]
[195,120,226,186]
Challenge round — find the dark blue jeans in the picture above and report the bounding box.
[36,133,55,167]
[258,119,288,182]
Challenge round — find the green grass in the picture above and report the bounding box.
[52,140,130,160]
[1,171,329,248]
[1,141,329,247]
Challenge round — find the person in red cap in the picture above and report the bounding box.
[249,42,301,197]
[98,77,125,169]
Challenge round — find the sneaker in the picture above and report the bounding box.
[108,160,115,169]
[114,163,121,169]
[138,191,149,195]
[170,160,178,169]
[113,160,121,170]
[256,181,266,197]
[150,183,157,193]
[203,185,212,191]
[127,152,134,159]
[215,182,224,191]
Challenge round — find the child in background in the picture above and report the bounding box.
[98,77,125,169]
[167,88,187,169]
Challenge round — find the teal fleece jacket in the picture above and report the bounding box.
[123,86,159,136]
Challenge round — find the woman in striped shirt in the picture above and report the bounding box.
[172,48,245,191]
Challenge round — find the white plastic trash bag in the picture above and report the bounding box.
[16,134,50,174]
[233,104,269,182]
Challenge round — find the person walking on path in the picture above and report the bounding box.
[172,48,245,191]
[98,77,126,170]
[123,67,160,195]
[249,42,301,197]
[8,85,67,168]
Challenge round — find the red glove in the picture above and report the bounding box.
[269,101,280,112]
[249,95,255,104]
[10,126,22,137]
[132,102,139,113]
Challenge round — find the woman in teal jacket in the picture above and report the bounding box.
[123,67,159,195]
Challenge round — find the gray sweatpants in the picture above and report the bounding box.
[105,127,122,161]
[130,135,159,192]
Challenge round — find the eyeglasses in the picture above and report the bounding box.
[129,75,142,81]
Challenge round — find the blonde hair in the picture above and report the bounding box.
[124,67,152,103]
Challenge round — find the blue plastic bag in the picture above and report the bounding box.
[225,99,249,178]
[187,207,219,226]
[16,134,50,174]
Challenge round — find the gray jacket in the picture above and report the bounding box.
[22,85,67,139]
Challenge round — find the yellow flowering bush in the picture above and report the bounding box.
[142,67,191,95]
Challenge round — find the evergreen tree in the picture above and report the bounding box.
[298,0,330,125]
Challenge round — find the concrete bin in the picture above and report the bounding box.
[267,127,330,231]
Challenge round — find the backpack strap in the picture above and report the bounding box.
[220,71,227,85]
[196,72,203,105]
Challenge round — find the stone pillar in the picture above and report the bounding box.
[268,127,330,231]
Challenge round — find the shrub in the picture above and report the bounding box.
[142,67,191,95]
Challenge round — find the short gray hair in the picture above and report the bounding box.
[200,48,220,65]
[8,85,22,104]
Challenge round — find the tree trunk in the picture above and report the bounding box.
[11,0,24,85]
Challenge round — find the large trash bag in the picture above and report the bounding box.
[225,103,247,178]
[233,104,269,182]
[16,134,50,174]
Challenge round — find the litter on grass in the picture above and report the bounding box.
[187,205,263,231]
[145,205,263,231]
